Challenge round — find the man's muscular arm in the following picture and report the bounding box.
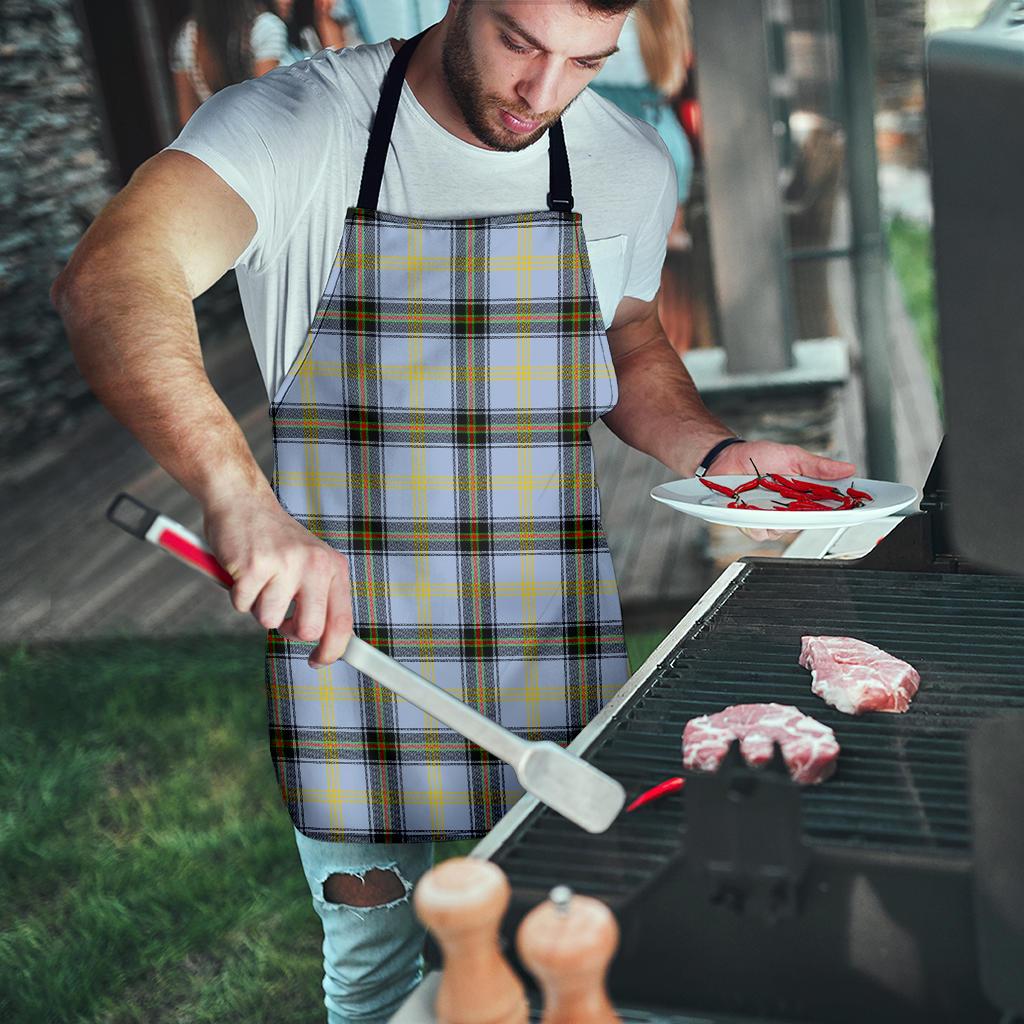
[51,151,353,665]
[602,294,856,480]
[602,295,734,476]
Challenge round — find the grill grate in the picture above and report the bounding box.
[493,563,1024,898]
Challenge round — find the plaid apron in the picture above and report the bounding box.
[265,32,628,841]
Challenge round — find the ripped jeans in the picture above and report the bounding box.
[293,827,436,1024]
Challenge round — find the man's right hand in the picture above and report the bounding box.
[203,490,354,667]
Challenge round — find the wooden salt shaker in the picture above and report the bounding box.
[516,885,621,1024]
[413,857,528,1024]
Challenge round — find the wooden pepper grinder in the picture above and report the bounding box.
[516,885,621,1024]
[413,857,528,1024]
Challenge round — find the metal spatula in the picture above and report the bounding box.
[107,493,626,834]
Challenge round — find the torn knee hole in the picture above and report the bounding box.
[323,868,407,908]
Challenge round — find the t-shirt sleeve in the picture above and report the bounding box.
[165,64,338,273]
[169,23,190,74]
[623,136,677,302]
[251,11,289,63]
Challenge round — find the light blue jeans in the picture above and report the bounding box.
[293,827,436,1024]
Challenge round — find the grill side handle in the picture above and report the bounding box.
[970,714,1024,1016]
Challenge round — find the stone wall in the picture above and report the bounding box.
[0,0,244,467]
[0,0,116,464]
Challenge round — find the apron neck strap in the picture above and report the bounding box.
[546,119,573,213]
[358,29,427,211]
[357,30,575,215]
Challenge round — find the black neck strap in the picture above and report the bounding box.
[357,31,574,214]
[357,31,426,211]
[546,119,574,213]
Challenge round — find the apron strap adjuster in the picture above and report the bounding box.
[546,191,574,213]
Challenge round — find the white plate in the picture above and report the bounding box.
[650,476,920,530]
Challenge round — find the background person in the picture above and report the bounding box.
[275,0,351,63]
[592,0,694,211]
[335,0,448,43]
[170,0,289,128]
[592,0,694,349]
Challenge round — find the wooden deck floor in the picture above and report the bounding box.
[1,248,940,645]
[0,324,272,644]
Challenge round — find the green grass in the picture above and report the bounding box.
[0,638,324,1024]
[1,629,667,1022]
[887,216,942,413]
[625,632,668,674]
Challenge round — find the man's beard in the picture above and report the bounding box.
[441,6,562,151]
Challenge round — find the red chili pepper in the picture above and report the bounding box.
[748,459,768,485]
[763,480,820,501]
[734,478,762,494]
[781,498,833,511]
[847,485,873,502]
[776,474,844,498]
[699,478,737,498]
[782,474,838,494]
[626,776,686,812]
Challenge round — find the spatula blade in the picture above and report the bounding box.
[517,741,625,834]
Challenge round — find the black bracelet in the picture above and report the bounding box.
[695,437,745,478]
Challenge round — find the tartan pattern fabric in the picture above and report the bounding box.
[266,207,628,841]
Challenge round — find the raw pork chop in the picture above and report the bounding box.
[799,636,920,716]
[682,703,839,785]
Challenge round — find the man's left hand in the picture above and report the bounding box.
[707,440,857,542]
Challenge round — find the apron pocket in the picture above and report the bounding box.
[584,234,627,329]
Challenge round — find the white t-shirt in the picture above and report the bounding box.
[167,40,676,402]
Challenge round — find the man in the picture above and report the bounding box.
[53,2,855,1020]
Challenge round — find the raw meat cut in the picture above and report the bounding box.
[682,703,840,785]
[799,635,920,716]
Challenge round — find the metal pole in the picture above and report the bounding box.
[691,0,795,374]
[836,0,898,480]
[129,0,177,148]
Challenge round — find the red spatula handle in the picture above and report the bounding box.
[106,493,234,589]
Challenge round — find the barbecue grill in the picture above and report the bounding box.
[471,446,1023,1022]
[396,8,1024,1022]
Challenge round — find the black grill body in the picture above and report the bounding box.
[486,559,1024,1023]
